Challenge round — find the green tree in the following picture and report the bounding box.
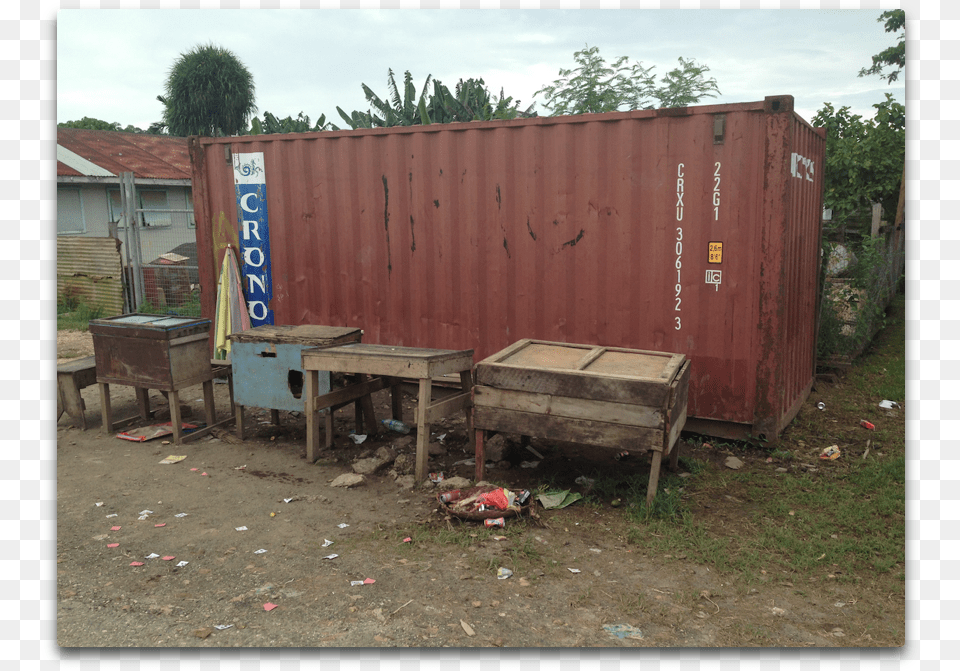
[58,117,147,133]
[534,45,719,116]
[858,10,906,84]
[425,78,536,123]
[811,94,905,239]
[157,43,257,137]
[249,111,337,135]
[337,69,432,129]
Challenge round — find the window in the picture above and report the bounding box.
[57,188,85,234]
[106,188,173,228]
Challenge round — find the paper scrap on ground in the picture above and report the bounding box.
[110,526,121,531]
[214,624,234,630]
[348,434,367,444]
[236,526,248,532]
[145,553,160,559]
[403,537,412,543]
[263,603,278,611]
[140,510,153,515]
[337,523,349,528]
[154,523,166,528]
[879,400,900,409]
[603,624,644,640]
[568,568,582,574]
[363,578,375,584]
[105,514,118,518]
[162,556,175,561]
[234,465,246,470]
[159,455,187,464]
[130,562,144,567]
[175,513,188,518]
[116,422,198,442]
[107,543,119,548]
[350,581,364,586]
[176,561,189,567]
[94,502,103,507]
[323,554,338,560]
[283,498,293,503]
[497,568,513,580]
[322,539,334,547]
[254,549,267,554]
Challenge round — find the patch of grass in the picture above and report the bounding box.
[57,297,103,331]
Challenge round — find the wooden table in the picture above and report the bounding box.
[91,314,236,444]
[57,355,98,430]
[473,339,691,505]
[301,344,475,481]
[229,325,363,440]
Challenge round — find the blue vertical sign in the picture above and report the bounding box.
[233,152,274,326]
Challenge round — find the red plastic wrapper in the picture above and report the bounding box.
[860,420,875,430]
[478,488,510,510]
[484,517,505,528]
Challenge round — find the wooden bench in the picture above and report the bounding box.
[57,356,98,430]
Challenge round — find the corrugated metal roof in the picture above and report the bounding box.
[56,236,125,316]
[56,128,191,181]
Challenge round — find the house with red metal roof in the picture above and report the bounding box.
[57,128,198,309]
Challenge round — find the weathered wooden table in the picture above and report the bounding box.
[229,325,363,440]
[90,314,236,445]
[301,343,475,481]
[473,339,691,504]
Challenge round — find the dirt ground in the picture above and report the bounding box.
[56,330,902,648]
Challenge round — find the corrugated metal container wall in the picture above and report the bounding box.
[190,95,825,440]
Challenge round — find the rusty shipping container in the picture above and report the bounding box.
[190,95,825,440]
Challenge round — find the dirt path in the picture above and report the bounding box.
[56,331,900,647]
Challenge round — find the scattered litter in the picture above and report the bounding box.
[138,516,149,521]
[129,562,144,567]
[105,514,118,518]
[403,537,412,543]
[381,418,411,434]
[574,476,595,487]
[154,523,166,528]
[589,548,602,554]
[283,498,294,503]
[323,554,338,560]
[724,456,745,470]
[537,490,582,510]
[453,459,475,466]
[201,472,209,477]
[460,619,476,637]
[322,539,334,547]
[484,517,505,528]
[350,581,364,586]
[497,568,513,580]
[879,400,899,409]
[106,543,119,548]
[429,472,446,483]
[139,510,154,516]
[175,513,188,518]
[363,578,375,585]
[614,451,630,461]
[348,434,368,445]
[176,561,188,567]
[568,568,581,574]
[771,607,786,617]
[263,603,278,611]
[116,422,199,442]
[214,624,234,630]
[834,601,846,608]
[603,624,644,640]
[234,465,246,470]
[159,455,187,464]
[436,433,447,444]
[254,549,268,555]
[817,402,826,411]
[145,553,160,559]
[110,526,121,531]
[859,419,875,430]
[337,523,349,529]
[819,445,841,460]
[519,461,539,469]
[236,526,248,532]
[94,502,103,507]
[270,513,276,518]
[525,444,545,459]
[162,556,175,561]
[491,536,507,541]
[190,468,199,472]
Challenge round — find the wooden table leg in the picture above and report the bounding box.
[460,370,475,454]
[646,449,663,506]
[202,380,216,428]
[414,377,431,484]
[99,382,113,435]
[236,404,246,441]
[305,369,319,463]
[390,381,403,422]
[359,374,378,434]
[475,429,485,481]
[135,387,151,420]
[168,390,183,444]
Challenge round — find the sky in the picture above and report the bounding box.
[55,7,906,132]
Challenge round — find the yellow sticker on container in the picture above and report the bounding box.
[708,242,723,264]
